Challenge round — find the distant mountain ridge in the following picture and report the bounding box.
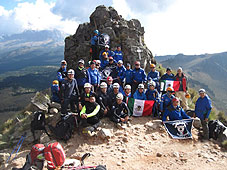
[156,52,227,112]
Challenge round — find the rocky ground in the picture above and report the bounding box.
[1,116,227,170]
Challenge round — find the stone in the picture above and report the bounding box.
[49,108,58,114]
[64,5,154,71]
[31,92,50,112]
[193,117,202,129]
[172,152,180,158]
[0,153,10,164]
[122,137,128,143]
[97,128,113,139]
[0,134,2,140]
[121,149,127,153]
[156,152,163,157]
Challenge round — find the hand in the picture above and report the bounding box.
[81,114,87,119]
[61,99,64,104]
[205,118,208,122]
[125,116,129,121]
[120,118,125,122]
[104,109,108,114]
[85,98,90,101]
[134,80,137,83]
[117,77,120,80]
[79,104,83,111]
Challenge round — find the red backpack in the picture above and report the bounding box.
[30,144,45,164]
[44,142,66,169]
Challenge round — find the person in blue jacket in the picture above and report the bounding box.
[147,64,160,91]
[160,67,175,81]
[100,52,109,69]
[132,61,147,94]
[51,80,60,103]
[133,84,147,100]
[145,81,160,117]
[124,63,133,86]
[75,59,90,94]
[160,87,175,116]
[114,46,123,62]
[87,61,101,92]
[162,97,190,121]
[99,45,111,66]
[195,89,212,140]
[57,60,67,87]
[91,30,99,60]
[116,60,126,86]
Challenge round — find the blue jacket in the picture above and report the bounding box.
[124,69,133,84]
[132,68,147,83]
[160,73,175,81]
[75,67,90,86]
[145,89,159,101]
[61,78,79,99]
[100,59,109,69]
[162,104,190,121]
[195,95,212,120]
[160,93,175,112]
[91,35,98,45]
[87,68,101,85]
[114,50,123,62]
[147,70,160,82]
[57,67,67,82]
[117,65,126,81]
[122,91,131,98]
[133,90,147,100]
[51,84,60,103]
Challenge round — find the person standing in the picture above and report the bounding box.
[91,30,99,60]
[195,89,212,140]
[87,61,101,92]
[60,69,80,117]
[175,67,189,110]
[147,64,160,91]
[114,46,123,62]
[160,67,175,81]
[75,59,90,94]
[57,60,67,87]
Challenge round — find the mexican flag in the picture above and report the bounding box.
[160,80,180,92]
[127,98,155,116]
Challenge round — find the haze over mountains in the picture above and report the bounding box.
[156,53,227,112]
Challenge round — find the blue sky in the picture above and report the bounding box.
[0,0,227,55]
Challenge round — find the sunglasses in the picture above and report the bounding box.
[135,64,140,66]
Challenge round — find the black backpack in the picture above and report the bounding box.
[49,114,78,142]
[208,120,226,140]
[31,111,50,141]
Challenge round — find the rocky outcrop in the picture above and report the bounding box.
[64,5,154,70]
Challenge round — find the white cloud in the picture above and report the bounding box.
[0,0,79,35]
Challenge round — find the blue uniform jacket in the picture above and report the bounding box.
[162,104,190,121]
[160,93,175,111]
[147,70,160,82]
[91,35,98,45]
[51,84,60,103]
[133,90,147,100]
[195,95,212,120]
[124,69,133,84]
[114,50,123,62]
[117,65,126,81]
[132,68,147,83]
[160,73,175,81]
[87,68,101,85]
[145,89,159,101]
[57,67,67,82]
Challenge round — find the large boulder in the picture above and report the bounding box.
[65,5,154,70]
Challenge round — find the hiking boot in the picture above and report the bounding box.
[87,130,96,137]
[116,123,123,129]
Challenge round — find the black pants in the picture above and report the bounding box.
[111,113,128,123]
[131,82,140,95]
[78,85,84,95]
[81,116,100,126]
[91,45,99,60]
[61,97,78,116]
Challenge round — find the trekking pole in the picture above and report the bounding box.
[6,132,26,163]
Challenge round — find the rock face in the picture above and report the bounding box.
[64,5,154,70]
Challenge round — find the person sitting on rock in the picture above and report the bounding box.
[91,30,100,60]
[160,67,175,81]
[80,94,101,136]
[100,52,109,69]
[51,80,61,103]
[114,45,123,62]
[123,84,132,98]
[100,45,111,67]
[147,64,160,91]
[132,61,147,94]
[160,87,175,117]
[57,60,67,87]
[108,82,124,108]
[87,61,101,92]
[124,63,133,86]
[195,89,212,140]
[116,60,126,86]
[79,83,96,111]
[97,82,109,118]
[75,59,90,94]
[110,93,130,124]
[145,81,160,116]
[60,69,80,117]
[133,84,147,100]
[162,97,190,121]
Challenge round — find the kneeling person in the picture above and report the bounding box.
[162,97,190,121]
[80,94,101,134]
[111,93,130,123]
